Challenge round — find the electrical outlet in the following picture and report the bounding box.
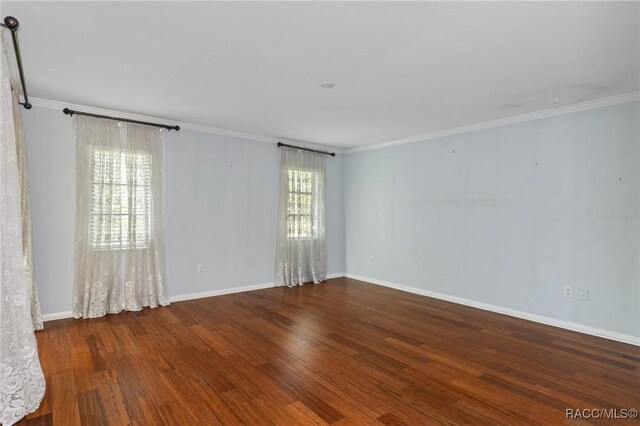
[563,285,573,298]
[369,256,374,263]
[197,264,204,274]
[579,288,589,301]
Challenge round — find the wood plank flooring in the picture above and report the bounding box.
[22,277,640,425]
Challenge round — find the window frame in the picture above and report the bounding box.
[286,168,319,240]
[89,147,153,251]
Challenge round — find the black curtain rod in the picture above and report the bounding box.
[63,108,180,131]
[277,142,335,157]
[1,16,32,109]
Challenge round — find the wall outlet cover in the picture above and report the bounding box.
[563,285,573,298]
[579,288,589,301]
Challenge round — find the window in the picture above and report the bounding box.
[90,148,151,250]
[287,169,318,239]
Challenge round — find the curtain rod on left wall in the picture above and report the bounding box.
[1,16,32,109]
[62,108,181,131]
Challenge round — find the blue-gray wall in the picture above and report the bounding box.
[23,106,345,316]
[22,100,640,340]
[345,101,640,339]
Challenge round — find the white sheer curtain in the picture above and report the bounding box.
[0,29,45,425]
[13,89,42,331]
[73,115,169,318]
[275,147,327,286]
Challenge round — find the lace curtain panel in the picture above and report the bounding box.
[73,115,169,318]
[13,87,42,331]
[0,29,46,425]
[275,147,327,286]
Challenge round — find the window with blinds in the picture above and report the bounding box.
[287,169,318,239]
[90,148,152,250]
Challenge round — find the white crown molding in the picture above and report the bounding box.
[28,91,638,155]
[27,96,346,154]
[41,273,345,323]
[344,273,640,346]
[346,91,640,154]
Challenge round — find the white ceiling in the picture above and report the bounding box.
[3,1,639,148]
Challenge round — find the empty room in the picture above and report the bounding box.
[0,1,638,425]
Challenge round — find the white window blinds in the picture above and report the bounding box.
[286,169,318,239]
[90,148,152,250]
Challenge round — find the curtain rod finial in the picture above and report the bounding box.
[22,102,32,109]
[3,16,19,31]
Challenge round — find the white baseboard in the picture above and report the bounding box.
[40,273,637,346]
[168,281,278,303]
[42,311,73,322]
[171,273,345,302]
[327,273,346,280]
[344,273,640,346]
[41,273,346,322]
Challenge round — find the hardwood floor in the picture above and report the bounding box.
[22,277,639,425]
